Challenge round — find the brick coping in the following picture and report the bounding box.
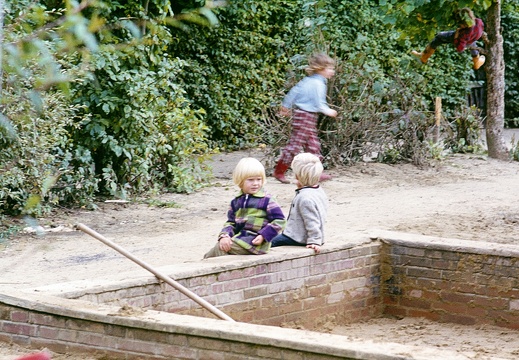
[16,230,518,298]
[371,230,519,256]
[0,289,471,360]
[26,233,374,297]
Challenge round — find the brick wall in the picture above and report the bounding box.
[63,240,382,330]
[0,294,363,360]
[380,231,519,329]
[0,239,394,360]
[3,232,519,359]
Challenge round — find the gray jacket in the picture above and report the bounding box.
[283,186,328,246]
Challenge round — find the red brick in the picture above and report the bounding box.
[3,322,36,336]
[349,247,372,258]
[471,295,508,310]
[464,305,487,318]
[440,291,474,304]
[383,296,399,305]
[431,259,457,270]
[302,296,326,310]
[406,266,441,279]
[413,277,441,290]
[252,305,278,322]
[432,301,467,314]
[308,284,331,297]
[400,297,431,310]
[408,309,441,321]
[384,305,407,318]
[10,311,29,322]
[441,313,476,325]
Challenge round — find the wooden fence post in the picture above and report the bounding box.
[434,97,442,143]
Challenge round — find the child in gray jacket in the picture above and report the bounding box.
[271,153,328,254]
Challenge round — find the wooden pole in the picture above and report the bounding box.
[75,223,235,322]
[434,97,442,143]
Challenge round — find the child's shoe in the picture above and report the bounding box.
[411,45,435,64]
[273,160,291,184]
[274,172,290,184]
[472,55,485,70]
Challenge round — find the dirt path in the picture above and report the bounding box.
[1,145,519,359]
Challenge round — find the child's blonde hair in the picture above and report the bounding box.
[305,52,335,75]
[291,153,323,187]
[232,157,266,188]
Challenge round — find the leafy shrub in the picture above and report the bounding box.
[0,80,97,216]
[444,106,486,154]
[4,0,506,218]
[262,59,438,167]
[168,0,301,149]
[71,38,211,196]
[503,1,519,126]
[511,140,519,161]
[255,0,482,167]
[0,0,101,215]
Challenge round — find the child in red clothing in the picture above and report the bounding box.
[411,7,485,70]
[274,52,338,184]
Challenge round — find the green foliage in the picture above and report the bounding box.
[0,215,21,243]
[3,0,100,89]
[0,78,98,216]
[4,0,515,218]
[503,0,519,126]
[71,40,211,195]
[378,0,492,44]
[511,139,519,161]
[325,61,434,166]
[0,0,103,215]
[1,0,218,215]
[168,0,301,149]
[444,106,486,154]
[270,0,481,165]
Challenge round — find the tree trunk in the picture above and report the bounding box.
[484,0,509,160]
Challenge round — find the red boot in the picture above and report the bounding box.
[15,352,52,360]
[273,160,290,184]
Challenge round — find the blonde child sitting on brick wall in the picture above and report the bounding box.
[204,157,286,258]
[271,153,328,254]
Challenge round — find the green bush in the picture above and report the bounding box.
[71,40,211,196]
[168,0,302,149]
[503,1,519,126]
[0,81,97,216]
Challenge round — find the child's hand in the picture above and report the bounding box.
[454,29,460,40]
[218,234,232,252]
[324,109,337,118]
[307,244,321,254]
[279,106,291,117]
[252,235,264,245]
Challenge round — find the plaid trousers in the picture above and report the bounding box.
[279,109,322,166]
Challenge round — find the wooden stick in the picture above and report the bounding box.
[434,97,442,143]
[75,223,235,322]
